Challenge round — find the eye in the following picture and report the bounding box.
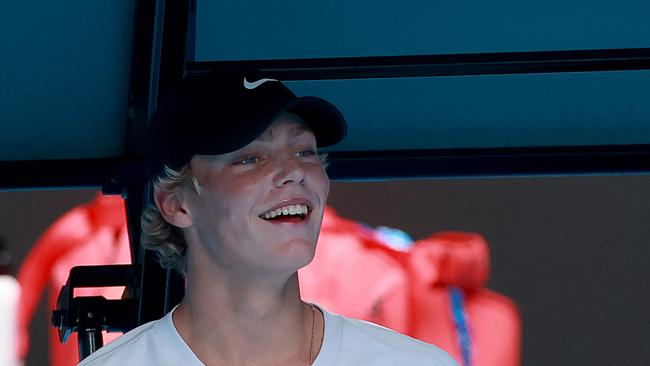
[296,149,317,158]
[235,156,262,165]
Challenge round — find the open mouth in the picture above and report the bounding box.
[259,204,311,222]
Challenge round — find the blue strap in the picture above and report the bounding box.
[374,226,415,250]
[449,287,472,366]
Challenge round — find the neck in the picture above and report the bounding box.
[173,258,320,366]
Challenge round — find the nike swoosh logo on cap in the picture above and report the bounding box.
[243,77,279,90]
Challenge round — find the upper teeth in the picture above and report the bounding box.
[261,204,309,219]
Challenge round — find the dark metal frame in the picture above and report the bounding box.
[4,143,649,191]
[188,47,650,80]
[123,0,194,325]
[52,265,137,360]
[327,145,650,180]
[0,158,129,190]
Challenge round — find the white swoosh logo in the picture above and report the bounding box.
[243,77,278,90]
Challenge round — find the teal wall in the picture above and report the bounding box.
[196,0,650,60]
[287,71,650,151]
[0,1,134,160]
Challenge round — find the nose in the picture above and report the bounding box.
[272,155,306,187]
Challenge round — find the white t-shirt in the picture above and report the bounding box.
[78,304,457,366]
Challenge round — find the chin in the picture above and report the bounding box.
[270,239,317,272]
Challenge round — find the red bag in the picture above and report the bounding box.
[301,209,521,366]
[17,194,130,366]
[408,232,521,366]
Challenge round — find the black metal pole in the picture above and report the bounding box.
[125,0,193,326]
[188,47,650,80]
[77,328,103,361]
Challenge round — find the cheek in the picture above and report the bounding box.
[193,186,256,243]
[312,167,331,201]
[323,175,331,200]
[208,179,265,218]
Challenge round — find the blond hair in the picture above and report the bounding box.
[141,165,191,274]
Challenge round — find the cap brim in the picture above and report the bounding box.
[287,96,347,148]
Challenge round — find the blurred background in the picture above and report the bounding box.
[2,175,649,365]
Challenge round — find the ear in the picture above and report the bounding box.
[154,188,193,228]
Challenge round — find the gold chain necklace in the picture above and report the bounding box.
[309,303,317,365]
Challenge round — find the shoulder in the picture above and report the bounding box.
[77,319,161,366]
[78,308,201,366]
[324,309,458,366]
[76,308,201,366]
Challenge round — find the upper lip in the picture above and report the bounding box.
[259,197,314,216]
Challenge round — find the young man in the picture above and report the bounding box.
[79,73,457,366]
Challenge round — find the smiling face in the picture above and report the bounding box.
[179,112,330,277]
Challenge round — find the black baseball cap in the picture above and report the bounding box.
[146,72,347,177]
